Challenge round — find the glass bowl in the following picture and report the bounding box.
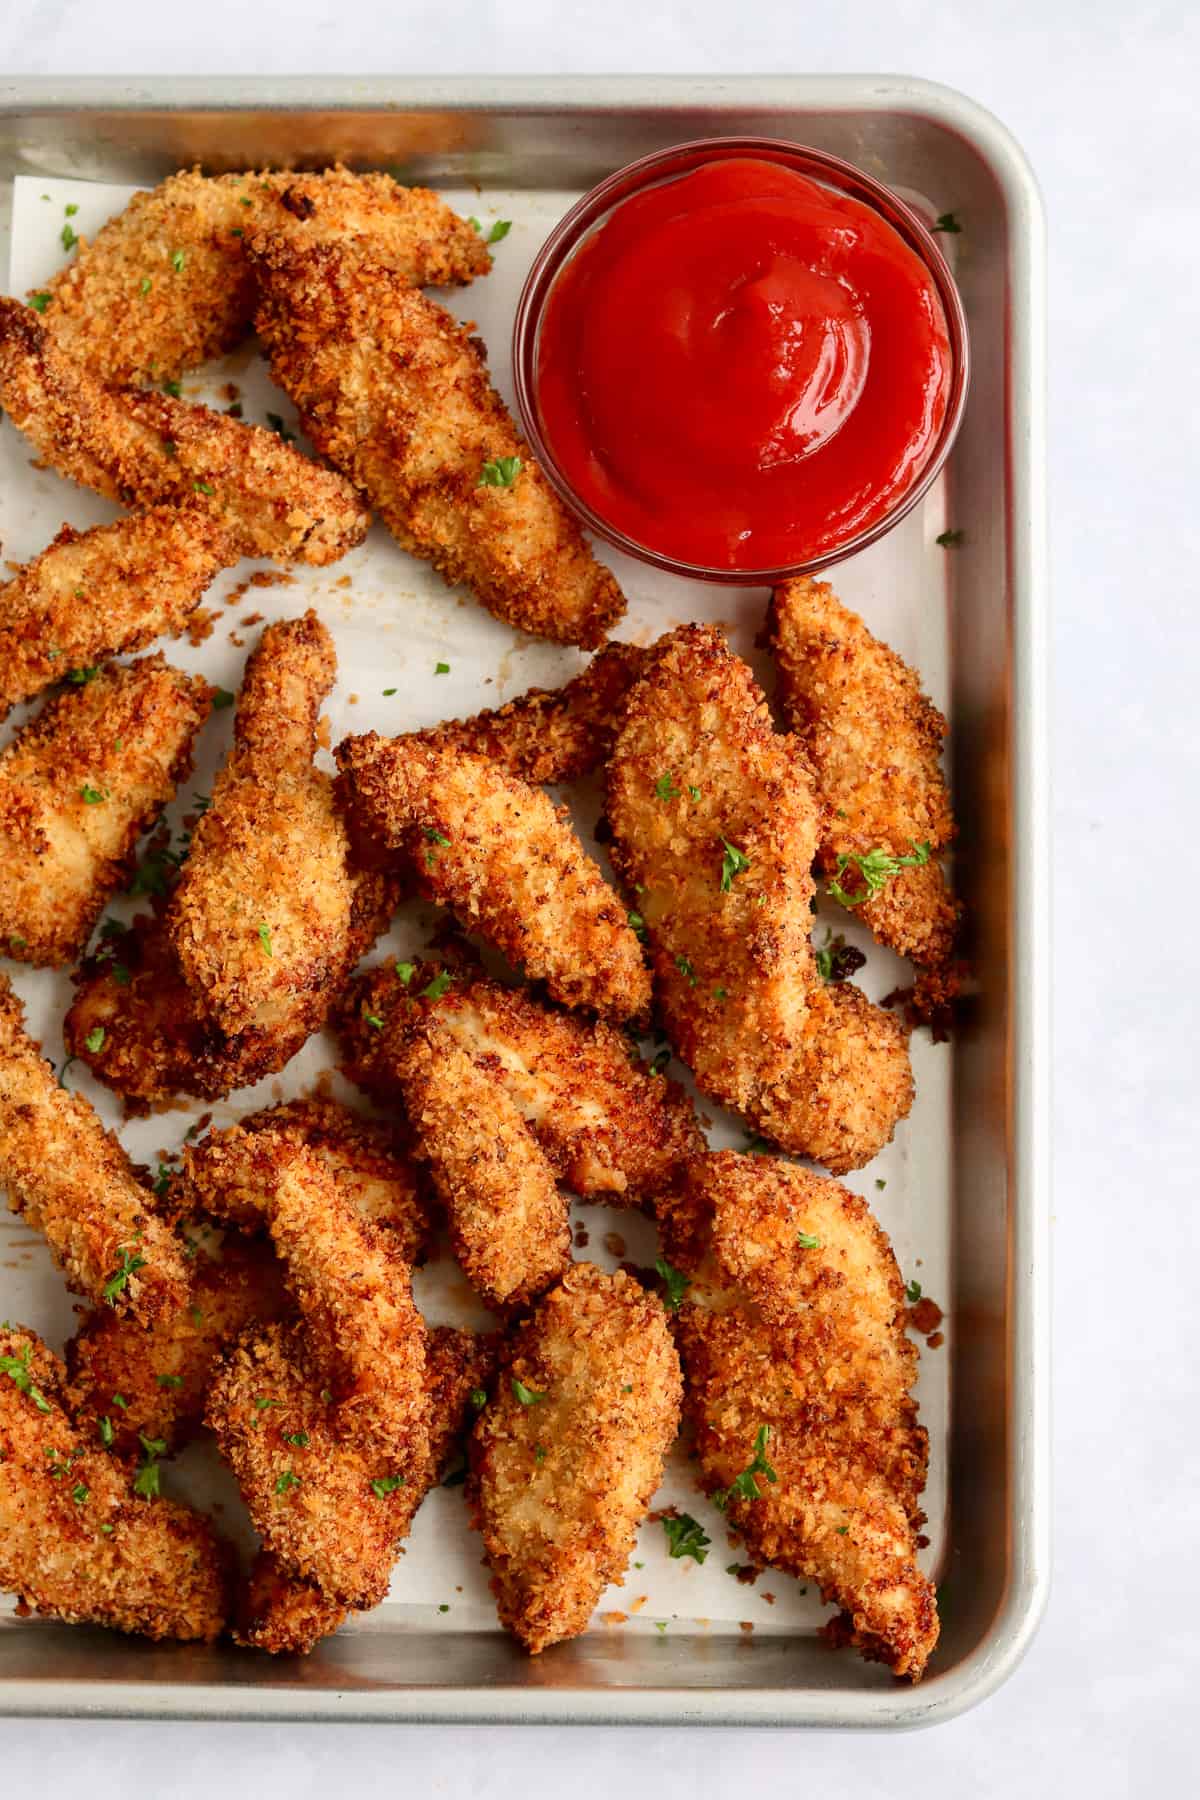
[512,135,970,586]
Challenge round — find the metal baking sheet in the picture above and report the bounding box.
[0,75,1049,1727]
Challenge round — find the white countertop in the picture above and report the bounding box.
[2,2,1197,1794]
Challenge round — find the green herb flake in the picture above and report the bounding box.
[654,1621,668,1634]
[627,909,646,940]
[420,970,453,1002]
[67,666,99,686]
[98,1416,115,1447]
[719,839,751,892]
[795,1230,821,1250]
[936,528,965,547]
[253,1397,281,1414]
[171,248,186,272]
[61,222,78,252]
[933,211,962,234]
[283,1431,309,1448]
[80,784,106,805]
[382,687,398,696]
[139,276,153,296]
[163,379,182,397]
[828,842,931,909]
[257,921,273,957]
[192,480,215,495]
[364,1012,385,1031]
[275,1471,300,1495]
[102,1241,147,1304]
[72,1482,89,1505]
[654,1256,691,1311]
[478,455,522,488]
[156,1373,183,1389]
[534,1445,546,1465]
[511,1377,545,1407]
[0,1346,53,1414]
[875,1178,887,1191]
[674,954,697,987]
[100,1523,114,1535]
[714,1425,778,1511]
[395,961,416,985]
[266,411,296,443]
[835,1525,849,1535]
[662,1513,711,1564]
[435,660,450,674]
[485,219,512,244]
[211,687,235,710]
[370,1474,407,1498]
[28,292,52,313]
[653,772,679,803]
[469,1388,488,1411]
[112,1393,128,1410]
[906,1280,923,1303]
[84,1026,105,1054]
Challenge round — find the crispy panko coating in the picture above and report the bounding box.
[181,1097,431,1264]
[0,974,188,1321]
[396,1026,570,1311]
[414,641,647,785]
[469,1263,681,1654]
[194,1132,428,1466]
[665,1152,937,1681]
[169,613,396,1052]
[0,501,236,719]
[36,165,490,389]
[247,231,625,647]
[605,625,912,1173]
[0,1323,231,1640]
[336,734,649,1022]
[0,297,370,566]
[767,577,960,971]
[66,1232,290,1460]
[234,1324,496,1654]
[0,655,210,967]
[340,960,703,1204]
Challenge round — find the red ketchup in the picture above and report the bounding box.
[534,158,952,572]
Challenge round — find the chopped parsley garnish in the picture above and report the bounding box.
[714,986,728,1002]
[795,1230,821,1250]
[61,222,78,252]
[511,1377,545,1407]
[80,784,106,805]
[906,1280,923,1303]
[654,1256,691,1311]
[364,1013,385,1031]
[67,666,100,686]
[211,687,235,709]
[714,1425,778,1510]
[382,687,397,696]
[648,1047,671,1075]
[936,528,965,546]
[653,772,679,802]
[740,1134,771,1155]
[0,1345,52,1413]
[674,954,697,987]
[662,1513,711,1563]
[435,661,450,674]
[72,1482,89,1505]
[192,480,215,495]
[875,1179,887,1191]
[370,1474,407,1497]
[835,1525,849,1535]
[814,930,867,984]
[266,412,296,443]
[171,248,186,271]
[257,921,273,957]
[933,211,962,233]
[827,842,931,908]
[102,1240,146,1304]
[420,970,453,1001]
[627,910,646,940]
[189,1305,204,1325]
[395,961,416,984]
[28,292,51,312]
[484,219,512,244]
[534,1445,546,1465]
[84,1026,105,1054]
[719,839,751,892]
[469,1387,488,1410]
[152,1162,174,1198]
[654,1621,668,1633]
[478,456,521,488]
[98,1416,114,1447]
[112,1393,129,1409]
[275,1471,300,1495]
[156,1373,183,1389]
[423,827,451,848]
[163,380,182,397]
[133,1435,166,1499]
[139,276,152,296]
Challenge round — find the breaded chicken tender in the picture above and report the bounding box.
[339,960,703,1204]
[469,1262,681,1654]
[66,1232,290,1460]
[664,1153,937,1681]
[336,735,649,1022]
[0,655,210,967]
[606,626,912,1172]
[414,641,647,784]
[234,1324,496,1654]
[397,1026,570,1310]
[0,1323,231,1640]
[0,974,188,1321]
[0,501,236,719]
[169,613,396,1053]
[767,578,960,972]
[0,298,370,566]
[247,231,624,646]
[194,1132,428,1466]
[36,165,490,388]
[181,1097,431,1264]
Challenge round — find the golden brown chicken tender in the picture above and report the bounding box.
[0,502,237,719]
[0,975,189,1322]
[233,1324,496,1654]
[605,625,913,1173]
[66,1232,290,1461]
[664,1152,937,1681]
[339,959,703,1205]
[469,1262,681,1654]
[168,613,396,1056]
[336,735,649,1023]
[247,231,624,646]
[0,1323,231,1641]
[181,1097,431,1264]
[414,641,647,785]
[0,655,210,968]
[0,297,370,566]
[767,577,960,973]
[397,1026,570,1311]
[36,165,490,389]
